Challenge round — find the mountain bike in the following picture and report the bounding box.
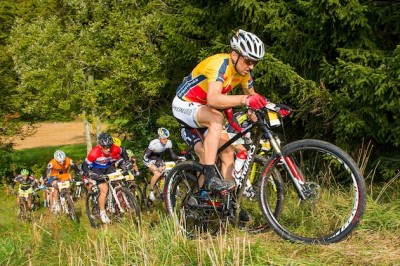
[120,169,147,211]
[71,178,87,201]
[143,160,185,208]
[55,180,77,221]
[164,105,366,244]
[85,170,141,228]
[164,141,284,236]
[17,187,41,221]
[164,118,285,236]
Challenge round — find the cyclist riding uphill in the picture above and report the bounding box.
[43,150,79,213]
[143,127,185,202]
[172,29,273,192]
[82,132,132,224]
[11,169,39,211]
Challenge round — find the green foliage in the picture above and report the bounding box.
[0,186,399,264]
[1,0,400,181]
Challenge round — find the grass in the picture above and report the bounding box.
[1,144,400,265]
[1,187,399,266]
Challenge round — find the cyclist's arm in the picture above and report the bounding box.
[10,177,17,190]
[120,148,129,162]
[206,81,248,109]
[143,148,153,165]
[81,160,91,173]
[167,148,180,161]
[70,160,80,177]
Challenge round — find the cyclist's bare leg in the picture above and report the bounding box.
[149,165,162,189]
[193,141,205,187]
[98,183,108,211]
[27,194,32,210]
[16,195,21,206]
[196,106,224,165]
[219,132,235,181]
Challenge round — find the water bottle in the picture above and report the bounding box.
[232,150,247,186]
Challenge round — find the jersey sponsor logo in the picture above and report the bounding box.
[173,105,193,116]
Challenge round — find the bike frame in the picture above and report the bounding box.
[195,107,307,201]
[57,180,73,214]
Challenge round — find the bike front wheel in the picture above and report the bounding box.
[239,156,284,233]
[258,139,366,244]
[113,187,141,224]
[85,191,101,228]
[66,196,77,221]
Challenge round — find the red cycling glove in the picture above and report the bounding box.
[276,103,292,118]
[246,94,267,110]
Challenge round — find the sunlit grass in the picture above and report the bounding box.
[1,184,399,265]
[1,143,399,265]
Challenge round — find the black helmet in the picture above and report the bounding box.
[98,133,113,147]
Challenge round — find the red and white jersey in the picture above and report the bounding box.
[85,144,123,169]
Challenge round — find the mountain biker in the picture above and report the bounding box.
[172,29,268,193]
[126,149,141,176]
[143,127,185,202]
[42,150,79,213]
[82,132,132,224]
[11,169,39,211]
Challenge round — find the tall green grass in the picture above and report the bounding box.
[1,144,399,265]
[1,186,399,266]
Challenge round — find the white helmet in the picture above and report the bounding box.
[54,150,66,163]
[157,127,170,139]
[230,29,265,61]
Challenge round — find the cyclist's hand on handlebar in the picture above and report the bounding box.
[88,171,99,180]
[246,93,267,110]
[275,103,292,118]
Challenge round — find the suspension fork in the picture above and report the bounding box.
[260,126,308,200]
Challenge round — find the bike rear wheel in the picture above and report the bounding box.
[85,191,101,228]
[259,139,366,244]
[164,161,225,238]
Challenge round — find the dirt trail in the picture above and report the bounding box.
[13,121,87,150]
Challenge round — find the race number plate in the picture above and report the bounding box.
[108,171,125,181]
[267,111,281,126]
[58,180,71,189]
[19,190,30,198]
[165,161,176,170]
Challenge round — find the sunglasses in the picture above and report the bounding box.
[243,56,259,66]
[101,145,112,149]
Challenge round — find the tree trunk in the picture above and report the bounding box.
[83,112,92,154]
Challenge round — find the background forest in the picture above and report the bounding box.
[0,0,399,181]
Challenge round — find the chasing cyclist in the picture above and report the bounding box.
[82,132,132,224]
[143,128,185,202]
[172,29,269,192]
[43,150,79,213]
[11,169,40,211]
